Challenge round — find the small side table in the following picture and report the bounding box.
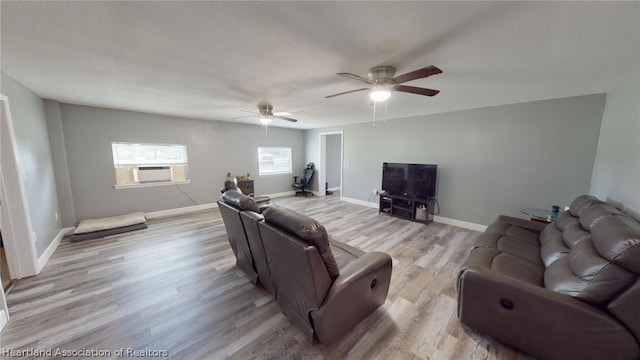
[521,208,559,223]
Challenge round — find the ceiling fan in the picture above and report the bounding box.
[233,104,298,125]
[325,65,442,101]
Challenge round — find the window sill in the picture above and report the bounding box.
[114,180,191,189]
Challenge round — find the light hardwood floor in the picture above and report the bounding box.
[1,195,533,359]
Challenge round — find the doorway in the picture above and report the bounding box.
[318,131,343,198]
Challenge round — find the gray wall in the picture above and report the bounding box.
[325,134,342,189]
[1,73,62,256]
[590,65,640,218]
[58,104,305,221]
[45,100,76,227]
[306,94,605,226]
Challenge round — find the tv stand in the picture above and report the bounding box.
[379,193,435,224]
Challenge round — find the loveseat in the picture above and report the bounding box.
[457,195,640,359]
[218,191,393,344]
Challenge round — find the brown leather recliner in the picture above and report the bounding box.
[218,190,270,285]
[457,195,640,360]
[258,205,393,344]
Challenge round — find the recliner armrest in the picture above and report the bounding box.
[311,251,392,344]
[458,267,640,360]
[253,195,271,204]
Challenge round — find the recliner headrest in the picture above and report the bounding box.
[221,190,259,213]
[262,205,339,278]
[592,214,640,274]
[569,195,602,217]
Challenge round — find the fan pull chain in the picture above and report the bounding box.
[384,100,388,124]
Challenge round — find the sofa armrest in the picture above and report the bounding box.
[458,267,639,360]
[311,251,392,344]
[253,195,271,204]
[491,214,548,233]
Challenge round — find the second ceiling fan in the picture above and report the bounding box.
[233,104,298,125]
[326,65,442,101]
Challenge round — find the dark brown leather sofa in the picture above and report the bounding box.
[218,191,393,344]
[218,190,272,285]
[457,195,640,360]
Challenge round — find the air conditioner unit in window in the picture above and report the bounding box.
[137,166,172,183]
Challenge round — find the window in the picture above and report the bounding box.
[258,147,292,175]
[111,142,189,187]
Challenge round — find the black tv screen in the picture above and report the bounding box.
[382,162,438,198]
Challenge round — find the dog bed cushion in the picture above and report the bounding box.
[70,211,147,241]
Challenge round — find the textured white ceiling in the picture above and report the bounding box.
[1,1,638,129]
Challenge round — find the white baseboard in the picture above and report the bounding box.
[145,202,218,219]
[340,196,487,232]
[341,196,379,209]
[327,186,341,192]
[433,216,487,232]
[37,226,73,272]
[267,191,297,199]
[145,191,296,219]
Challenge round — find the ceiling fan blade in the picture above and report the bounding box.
[239,110,260,115]
[232,115,258,120]
[337,73,374,84]
[325,88,369,99]
[274,116,298,123]
[392,65,442,84]
[393,85,440,97]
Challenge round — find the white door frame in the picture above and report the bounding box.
[317,131,344,198]
[0,173,8,330]
[0,94,39,282]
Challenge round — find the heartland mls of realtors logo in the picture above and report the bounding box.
[1,347,169,358]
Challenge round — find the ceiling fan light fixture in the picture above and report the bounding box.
[369,85,392,102]
[259,116,272,125]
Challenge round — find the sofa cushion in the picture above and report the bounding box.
[555,210,578,231]
[544,240,636,305]
[539,224,569,267]
[484,215,546,235]
[462,247,544,286]
[263,205,340,278]
[474,231,542,266]
[221,189,259,213]
[592,215,640,274]
[561,222,591,248]
[569,194,601,217]
[579,203,628,231]
[330,239,364,270]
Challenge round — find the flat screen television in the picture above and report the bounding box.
[382,162,438,199]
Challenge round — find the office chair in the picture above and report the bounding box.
[292,163,315,197]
